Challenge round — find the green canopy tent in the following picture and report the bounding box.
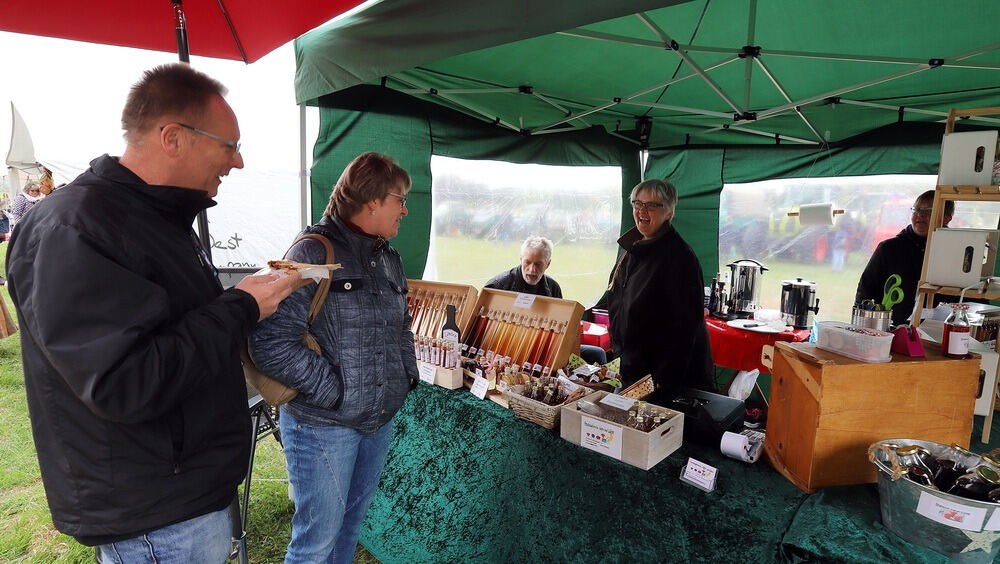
[294,0,1000,279]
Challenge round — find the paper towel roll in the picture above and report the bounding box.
[720,431,763,463]
[797,202,835,226]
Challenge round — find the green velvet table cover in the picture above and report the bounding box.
[358,384,994,563]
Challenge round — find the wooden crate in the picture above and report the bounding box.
[416,360,464,390]
[560,391,683,470]
[765,341,980,493]
[406,280,478,339]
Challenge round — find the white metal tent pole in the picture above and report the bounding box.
[299,103,309,230]
[754,57,825,142]
[837,98,1000,126]
[757,41,1000,120]
[635,13,741,114]
[391,75,521,132]
[531,56,740,132]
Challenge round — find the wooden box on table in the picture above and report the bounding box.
[461,288,584,406]
[560,391,683,470]
[765,341,980,493]
[407,280,479,389]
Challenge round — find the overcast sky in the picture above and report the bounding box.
[0,31,310,178]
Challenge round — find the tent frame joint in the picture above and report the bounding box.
[928,58,944,67]
[518,85,534,94]
[734,111,757,122]
[739,45,761,59]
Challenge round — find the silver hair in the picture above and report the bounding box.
[23,180,40,193]
[521,236,553,262]
[630,179,678,212]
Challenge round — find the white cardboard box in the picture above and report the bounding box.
[939,130,998,186]
[559,390,683,470]
[926,228,999,288]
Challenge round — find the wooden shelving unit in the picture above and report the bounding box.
[913,106,1000,442]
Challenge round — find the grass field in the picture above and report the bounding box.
[0,242,376,563]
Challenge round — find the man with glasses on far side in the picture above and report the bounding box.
[6,63,304,562]
[855,190,955,326]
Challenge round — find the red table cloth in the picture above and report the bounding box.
[704,314,810,373]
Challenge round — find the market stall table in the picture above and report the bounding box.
[356,383,982,563]
[704,314,810,374]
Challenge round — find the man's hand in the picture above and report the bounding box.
[236,272,314,320]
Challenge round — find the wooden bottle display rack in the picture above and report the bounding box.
[460,288,585,406]
[407,280,479,389]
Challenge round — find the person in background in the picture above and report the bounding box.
[250,151,419,564]
[10,180,42,227]
[607,179,713,403]
[485,235,562,297]
[38,167,55,196]
[855,190,954,326]
[485,235,607,364]
[6,63,302,562]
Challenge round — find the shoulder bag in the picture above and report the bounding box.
[243,233,335,406]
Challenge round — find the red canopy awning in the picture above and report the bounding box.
[1,0,366,63]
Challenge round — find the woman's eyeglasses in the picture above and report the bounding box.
[387,192,408,207]
[631,199,665,211]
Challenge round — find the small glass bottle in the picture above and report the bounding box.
[906,467,938,489]
[896,445,938,476]
[942,303,971,358]
[947,466,1000,502]
[634,415,646,432]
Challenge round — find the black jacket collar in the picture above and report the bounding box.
[90,154,216,226]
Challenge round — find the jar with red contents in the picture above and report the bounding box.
[942,303,971,359]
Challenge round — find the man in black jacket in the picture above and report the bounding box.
[6,64,301,561]
[484,235,563,297]
[855,190,954,326]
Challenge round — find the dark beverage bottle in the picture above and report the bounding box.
[946,466,1000,501]
[906,467,937,489]
[933,458,966,492]
[896,445,938,476]
[441,304,461,346]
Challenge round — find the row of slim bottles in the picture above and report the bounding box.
[407,289,468,338]
[461,307,567,378]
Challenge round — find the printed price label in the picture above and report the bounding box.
[599,393,636,411]
[418,363,436,385]
[470,375,490,400]
[681,458,718,492]
[916,491,987,531]
[580,415,623,460]
[513,293,536,309]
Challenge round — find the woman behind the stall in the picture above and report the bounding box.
[250,152,419,564]
[607,178,713,403]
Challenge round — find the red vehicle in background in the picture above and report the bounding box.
[867,197,913,253]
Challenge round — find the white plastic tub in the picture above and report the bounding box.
[815,321,893,362]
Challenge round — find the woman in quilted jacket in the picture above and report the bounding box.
[250,152,419,563]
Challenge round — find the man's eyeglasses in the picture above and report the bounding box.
[387,192,408,207]
[631,199,666,211]
[911,206,934,215]
[167,123,241,154]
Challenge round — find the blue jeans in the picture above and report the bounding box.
[281,409,393,564]
[97,506,231,563]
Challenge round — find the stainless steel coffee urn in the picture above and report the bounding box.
[726,259,768,318]
[780,278,820,329]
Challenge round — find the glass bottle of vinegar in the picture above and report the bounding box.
[942,303,971,358]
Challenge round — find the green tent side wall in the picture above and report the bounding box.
[311,86,642,278]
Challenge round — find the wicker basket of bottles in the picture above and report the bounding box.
[505,376,590,430]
